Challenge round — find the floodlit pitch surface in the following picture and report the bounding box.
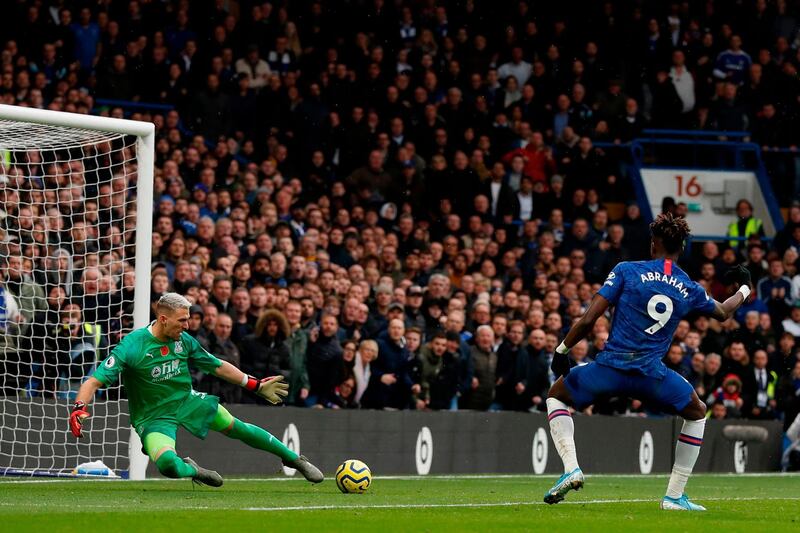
[1,474,798,531]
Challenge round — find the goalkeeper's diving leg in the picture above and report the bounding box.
[144,432,223,487]
[210,404,324,483]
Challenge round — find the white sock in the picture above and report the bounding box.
[546,397,579,473]
[666,418,705,499]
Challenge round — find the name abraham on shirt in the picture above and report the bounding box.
[640,271,690,299]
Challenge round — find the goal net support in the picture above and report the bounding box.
[0,104,153,479]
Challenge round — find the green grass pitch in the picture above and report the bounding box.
[1,474,799,531]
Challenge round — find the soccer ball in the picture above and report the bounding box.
[335,459,372,494]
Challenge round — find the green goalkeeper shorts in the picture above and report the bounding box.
[135,390,220,441]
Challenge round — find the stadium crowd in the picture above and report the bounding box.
[0,1,800,430]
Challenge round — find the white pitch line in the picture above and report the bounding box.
[1,496,797,512]
[243,496,800,512]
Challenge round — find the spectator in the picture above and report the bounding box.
[44,303,106,397]
[670,50,695,123]
[710,401,729,420]
[782,303,800,339]
[284,299,310,406]
[198,313,242,404]
[723,341,751,379]
[663,342,690,378]
[495,320,525,410]
[462,325,496,411]
[239,309,290,394]
[330,376,359,409]
[742,349,778,420]
[498,47,532,87]
[306,313,343,407]
[713,35,752,85]
[502,132,556,184]
[728,200,765,250]
[514,328,549,412]
[709,83,749,132]
[416,332,459,410]
[353,340,378,406]
[235,45,271,90]
[756,257,792,329]
[210,275,234,317]
[711,373,745,418]
[363,318,414,410]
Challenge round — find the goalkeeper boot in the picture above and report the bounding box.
[543,467,584,504]
[283,455,324,483]
[660,494,706,511]
[184,457,224,488]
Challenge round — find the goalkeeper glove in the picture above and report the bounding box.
[723,264,751,288]
[69,401,90,438]
[242,374,289,404]
[551,342,572,379]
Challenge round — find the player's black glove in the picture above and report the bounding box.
[723,264,751,287]
[551,352,571,379]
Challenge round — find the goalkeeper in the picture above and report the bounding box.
[68,293,323,487]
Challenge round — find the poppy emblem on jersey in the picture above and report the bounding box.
[160,346,169,356]
[174,341,183,354]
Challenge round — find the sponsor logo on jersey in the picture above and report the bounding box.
[174,341,183,354]
[104,356,115,368]
[151,359,181,382]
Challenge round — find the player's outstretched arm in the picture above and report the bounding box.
[69,377,104,438]
[710,265,752,322]
[213,360,289,404]
[552,293,610,377]
[562,293,611,349]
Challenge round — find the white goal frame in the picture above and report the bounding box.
[0,104,153,479]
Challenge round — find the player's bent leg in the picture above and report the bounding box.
[544,376,584,505]
[210,405,323,483]
[661,381,707,511]
[143,431,223,487]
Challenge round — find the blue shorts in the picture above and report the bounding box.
[563,362,694,414]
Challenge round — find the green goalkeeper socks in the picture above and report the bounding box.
[155,450,198,479]
[227,419,299,462]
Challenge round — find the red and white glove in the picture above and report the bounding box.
[69,401,90,438]
[242,374,289,405]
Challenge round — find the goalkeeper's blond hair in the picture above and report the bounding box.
[156,292,191,313]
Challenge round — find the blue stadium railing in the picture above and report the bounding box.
[597,129,786,237]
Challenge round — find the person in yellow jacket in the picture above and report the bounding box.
[728,199,764,249]
[742,349,778,420]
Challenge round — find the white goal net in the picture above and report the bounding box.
[0,105,153,478]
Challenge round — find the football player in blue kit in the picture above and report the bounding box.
[543,213,752,510]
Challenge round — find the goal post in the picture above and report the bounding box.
[0,104,153,479]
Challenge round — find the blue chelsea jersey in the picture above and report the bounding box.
[596,259,716,377]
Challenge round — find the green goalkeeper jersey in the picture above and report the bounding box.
[92,325,222,429]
